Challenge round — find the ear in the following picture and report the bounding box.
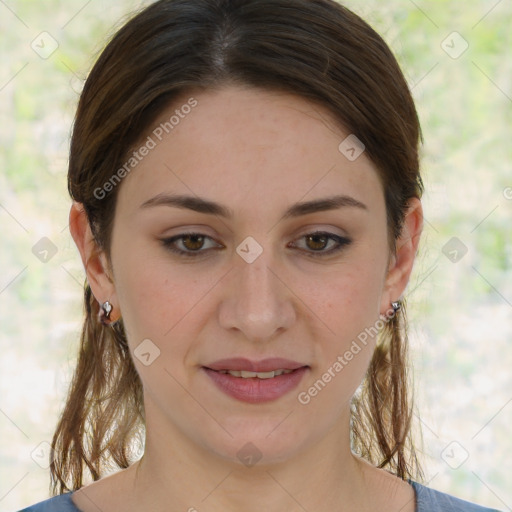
[69,201,120,321]
[380,197,423,315]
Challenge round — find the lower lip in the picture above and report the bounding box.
[203,367,308,403]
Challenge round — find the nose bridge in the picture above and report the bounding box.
[240,250,276,307]
[219,242,294,340]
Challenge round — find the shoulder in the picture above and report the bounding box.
[17,492,81,512]
[410,481,503,512]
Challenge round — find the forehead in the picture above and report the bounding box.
[116,86,385,221]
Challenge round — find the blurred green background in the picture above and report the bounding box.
[1,0,511,510]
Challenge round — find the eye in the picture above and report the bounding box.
[160,231,351,259]
[160,232,222,257]
[289,231,352,257]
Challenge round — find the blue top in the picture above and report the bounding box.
[17,481,503,511]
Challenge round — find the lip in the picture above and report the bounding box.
[204,357,306,373]
[202,362,309,404]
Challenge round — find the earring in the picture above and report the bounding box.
[99,301,113,325]
[391,300,401,313]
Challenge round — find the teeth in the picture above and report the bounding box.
[218,369,295,378]
[241,370,274,379]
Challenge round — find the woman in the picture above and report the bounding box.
[18,0,502,510]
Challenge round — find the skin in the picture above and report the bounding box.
[69,85,423,512]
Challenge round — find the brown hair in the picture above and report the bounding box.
[51,0,424,494]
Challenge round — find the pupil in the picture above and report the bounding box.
[184,235,203,250]
[307,234,326,251]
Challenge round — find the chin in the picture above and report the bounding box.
[202,419,316,469]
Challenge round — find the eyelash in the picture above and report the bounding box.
[160,231,352,259]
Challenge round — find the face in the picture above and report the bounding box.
[77,85,420,466]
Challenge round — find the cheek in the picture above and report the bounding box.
[112,241,211,354]
[311,256,387,333]
[302,250,387,380]
[296,268,384,415]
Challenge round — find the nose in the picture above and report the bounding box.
[218,248,296,342]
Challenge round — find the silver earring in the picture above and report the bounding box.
[100,301,113,325]
[391,300,401,312]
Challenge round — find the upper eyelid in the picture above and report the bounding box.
[163,225,348,240]
[166,233,222,248]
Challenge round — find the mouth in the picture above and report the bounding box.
[202,361,309,403]
[204,357,307,373]
[213,368,296,379]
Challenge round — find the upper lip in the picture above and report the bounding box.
[204,358,307,372]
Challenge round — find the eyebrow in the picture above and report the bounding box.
[139,193,368,220]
